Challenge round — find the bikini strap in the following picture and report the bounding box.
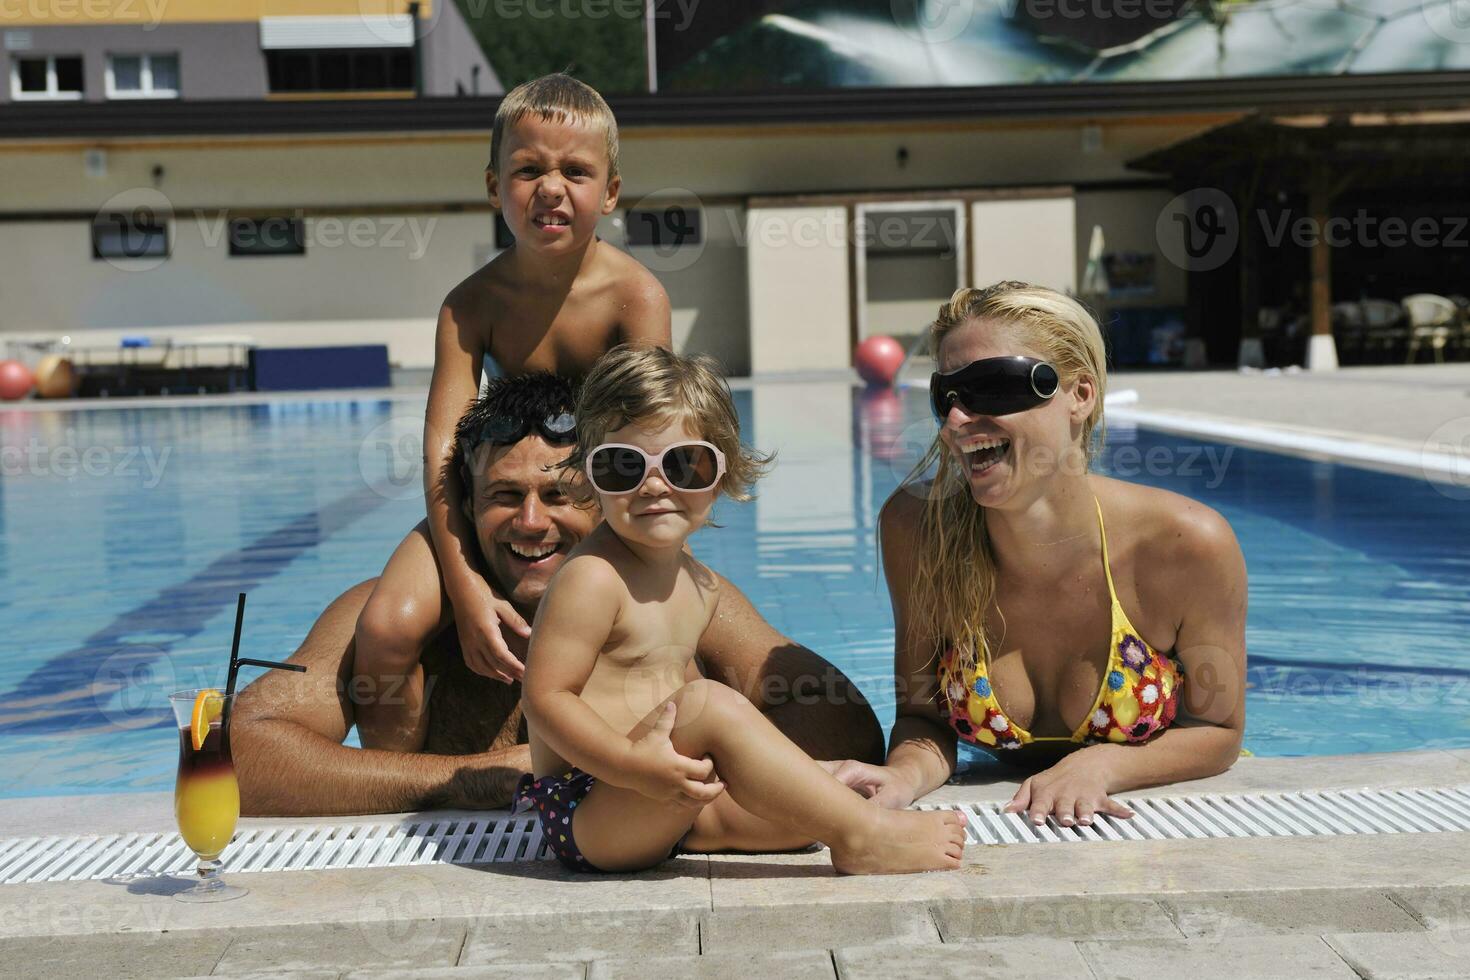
[1094,496,1122,608]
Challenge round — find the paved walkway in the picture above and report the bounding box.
[3,750,1467,979]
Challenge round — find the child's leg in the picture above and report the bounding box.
[685,790,815,854]
[572,680,965,874]
[354,520,452,751]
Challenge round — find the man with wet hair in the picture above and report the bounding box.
[233,373,882,815]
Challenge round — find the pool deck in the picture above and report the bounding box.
[3,749,1468,979]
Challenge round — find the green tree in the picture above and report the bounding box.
[455,0,647,94]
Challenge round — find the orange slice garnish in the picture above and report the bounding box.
[190,689,224,751]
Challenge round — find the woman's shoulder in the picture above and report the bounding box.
[878,485,930,576]
[879,483,929,528]
[1093,476,1241,571]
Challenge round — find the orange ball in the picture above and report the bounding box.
[34,355,77,399]
[0,360,34,401]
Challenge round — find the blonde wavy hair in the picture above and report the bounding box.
[905,281,1109,678]
[489,72,620,178]
[562,345,773,512]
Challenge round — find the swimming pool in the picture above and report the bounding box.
[2,382,1468,798]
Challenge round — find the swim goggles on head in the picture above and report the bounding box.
[481,412,578,446]
[930,356,1060,420]
[586,441,726,495]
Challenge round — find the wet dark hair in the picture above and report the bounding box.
[454,372,579,498]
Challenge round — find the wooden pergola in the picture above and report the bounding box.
[1129,111,1470,368]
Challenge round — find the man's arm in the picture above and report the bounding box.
[695,574,884,764]
[232,580,530,817]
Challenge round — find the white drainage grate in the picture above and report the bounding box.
[2,786,1467,885]
[919,785,1470,845]
[0,815,551,885]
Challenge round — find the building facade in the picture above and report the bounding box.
[1,71,1466,376]
[2,1,498,104]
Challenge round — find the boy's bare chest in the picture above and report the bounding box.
[488,291,622,376]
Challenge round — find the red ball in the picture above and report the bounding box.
[854,335,906,387]
[0,360,35,401]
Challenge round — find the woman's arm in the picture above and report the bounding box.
[1099,503,1248,786]
[870,490,960,807]
[1006,504,1248,824]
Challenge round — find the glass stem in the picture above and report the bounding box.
[195,856,223,892]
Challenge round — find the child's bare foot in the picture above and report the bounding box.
[829,807,967,875]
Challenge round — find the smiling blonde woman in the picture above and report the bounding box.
[831,281,1248,828]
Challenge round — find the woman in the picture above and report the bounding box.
[839,282,1247,827]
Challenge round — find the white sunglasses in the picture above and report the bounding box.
[585,441,726,495]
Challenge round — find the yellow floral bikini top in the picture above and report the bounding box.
[937,498,1184,750]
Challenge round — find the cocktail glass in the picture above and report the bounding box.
[168,689,246,903]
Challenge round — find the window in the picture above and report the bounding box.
[11,55,83,100]
[624,207,702,248]
[93,211,169,261]
[106,53,179,99]
[265,48,413,93]
[228,217,306,257]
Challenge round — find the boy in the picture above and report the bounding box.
[354,73,671,749]
[520,345,967,874]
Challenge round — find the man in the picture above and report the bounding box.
[233,373,883,816]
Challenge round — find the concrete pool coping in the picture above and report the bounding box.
[4,747,1468,841]
[0,750,1465,910]
[2,750,1469,977]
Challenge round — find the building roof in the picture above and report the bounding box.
[1128,111,1470,188]
[3,71,1469,142]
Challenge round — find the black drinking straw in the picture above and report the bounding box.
[223,592,305,702]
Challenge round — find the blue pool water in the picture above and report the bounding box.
[1,383,1468,798]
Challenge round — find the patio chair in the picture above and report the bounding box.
[1331,302,1366,362]
[1361,298,1407,361]
[1449,296,1470,359]
[1402,293,1458,364]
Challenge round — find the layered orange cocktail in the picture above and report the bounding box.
[168,689,246,902]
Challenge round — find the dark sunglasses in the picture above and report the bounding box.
[930,356,1059,420]
[481,412,577,446]
[586,441,726,495]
